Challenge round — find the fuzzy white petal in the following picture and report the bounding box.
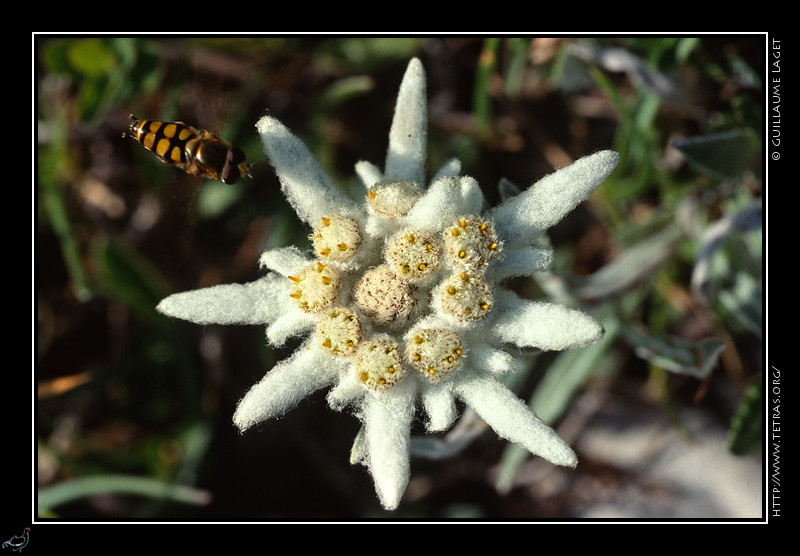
[266,311,316,346]
[257,115,359,225]
[403,175,485,232]
[326,371,366,412]
[454,373,577,467]
[485,246,554,281]
[233,344,342,432]
[420,381,457,432]
[258,246,313,277]
[364,379,417,510]
[385,58,427,187]
[466,344,526,375]
[459,175,486,215]
[492,289,604,350]
[156,274,286,326]
[490,150,619,246]
[403,175,461,231]
[355,160,383,189]
[430,158,462,184]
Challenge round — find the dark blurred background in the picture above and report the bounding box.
[35,35,764,520]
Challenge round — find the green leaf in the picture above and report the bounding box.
[38,474,211,512]
[317,37,422,70]
[502,38,531,96]
[623,326,726,379]
[196,180,243,219]
[672,129,761,179]
[174,420,214,484]
[716,273,762,337]
[473,37,501,136]
[38,113,93,301]
[675,37,700,63]
[91,238,171,324]
[321,75,375,107]
[727,378,762,455]
[66,38,117,77]
[574,225,683,300]
[350,424,367,465]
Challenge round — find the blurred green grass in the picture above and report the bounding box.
[35,35,764,520]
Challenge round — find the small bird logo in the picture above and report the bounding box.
[2,528,29,552]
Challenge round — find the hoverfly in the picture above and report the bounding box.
[123,114,252,184]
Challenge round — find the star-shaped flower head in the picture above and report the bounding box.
[157,58,619,511]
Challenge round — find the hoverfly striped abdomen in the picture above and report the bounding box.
[124,115,252,185]
[126,117,195,165]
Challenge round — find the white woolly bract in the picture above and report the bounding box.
[326,371,367,412]
[257,116,360,226]
[156,274,286,326]
[259,246,313,277]
[266,310,316,347]
[233,343,343,432]
[490,150,619,247]
[430,158,462,185]
[419,381,457,432]
[355,160,383,189]
[402,175,485,231]
[385,57,427,187]
[492,289,604,350]
[485,245,554,281]
[466,344,526,375]
[363,378,417,510]
[454,373,577,468]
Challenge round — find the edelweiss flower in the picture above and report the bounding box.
[157,58,619,511]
